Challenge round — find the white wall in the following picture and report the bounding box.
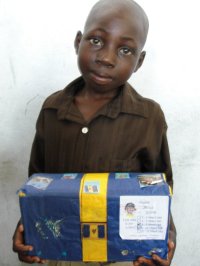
[0,0,200,265]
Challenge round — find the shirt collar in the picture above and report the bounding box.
[106,82,148,119]
[43,76,148,121]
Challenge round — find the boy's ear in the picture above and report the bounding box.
[134,51,146,72]
[74,31,83,54]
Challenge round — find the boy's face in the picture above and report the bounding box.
[75,1,147,94]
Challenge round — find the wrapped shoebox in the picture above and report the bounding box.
[18,172,171,261]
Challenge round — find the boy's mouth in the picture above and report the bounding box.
[90,71,113,85]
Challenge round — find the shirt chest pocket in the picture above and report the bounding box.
[109,157,141,172]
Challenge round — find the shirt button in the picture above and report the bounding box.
[82,127,89,134]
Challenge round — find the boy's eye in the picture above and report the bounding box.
[89,38,102,47]
[119,47,134,55]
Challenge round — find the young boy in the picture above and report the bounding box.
[13,0,176,265]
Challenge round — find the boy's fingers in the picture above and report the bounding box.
[13,228,33,253]
[13,242,33,253]
[137,257,155,266]
[18,223,24,232]
[18,254,41,263]
[133,262,142,266]
[13,222,46,264]
[168,241,175,258]
[18,254,47,264]
[168,241,175,263]
[152,254,168,265]
[168,241,175,249]
[40,259,48,264]
[134,262,144,266]
[133,259,142,266]
[13,224,24,244]
[150,241,175,266]
[13,223,34,253]
[133,241,175,266]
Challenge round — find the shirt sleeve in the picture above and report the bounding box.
[155,107,173,190]
[155,130,173,189]
[140,105,173,190]
[28,109,45,176]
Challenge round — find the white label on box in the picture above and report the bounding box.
[27,176,53,190]
[119,196,169,240]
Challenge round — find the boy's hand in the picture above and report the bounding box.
[133,240,175,266]
[12,223,47,264]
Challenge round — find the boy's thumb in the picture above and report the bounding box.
[19,224,24,232]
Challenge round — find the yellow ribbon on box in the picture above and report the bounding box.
[80,173,109,261]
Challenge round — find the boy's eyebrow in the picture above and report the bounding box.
[119,36,136,43]
[86,27,107,34]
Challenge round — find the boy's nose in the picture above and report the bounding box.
[95,48,116,68]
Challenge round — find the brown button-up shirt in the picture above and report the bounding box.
[29,77,173,188]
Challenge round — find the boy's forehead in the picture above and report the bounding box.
[84,0,149,46]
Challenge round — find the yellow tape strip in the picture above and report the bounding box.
[80,173,109,261]
[80,173,109,222]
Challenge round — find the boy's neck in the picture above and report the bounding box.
[77,84,120,101]
[74,85,121,122]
